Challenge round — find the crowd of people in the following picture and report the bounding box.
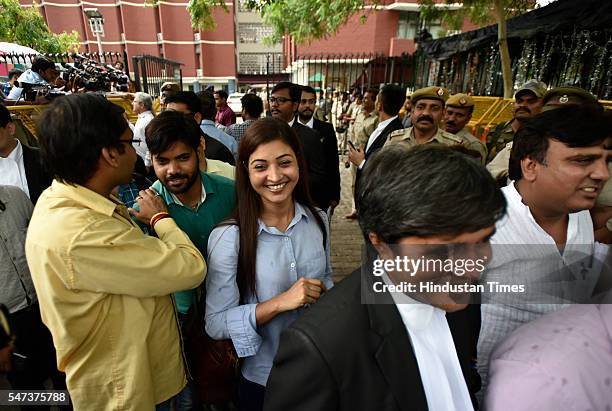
[0,73,610,411]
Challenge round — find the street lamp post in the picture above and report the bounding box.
[84,8,105,63]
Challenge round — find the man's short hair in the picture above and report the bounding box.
[214,89,228,100]
[197,91,216,120]
[31,57,55,74]
[8,69,22,80]
[271,82,301,102]
[36,94,128,185]
[0,104,12,128]
[508,105,611,181]
[241,93,263,118]
[134,92,153,111]
[145,110,201,156]
[164,91,201,116]
[301,85,316,96]
[378,84,405,116]
[358,145,506,243]
[365,87,379,99]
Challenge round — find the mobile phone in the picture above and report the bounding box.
[348,140,356,150]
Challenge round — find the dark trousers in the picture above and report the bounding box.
[7,304,71,411]
[237,374,265,411]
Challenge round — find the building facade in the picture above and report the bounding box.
[18,0,476,91]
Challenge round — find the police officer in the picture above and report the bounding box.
[385,86,484,162]
[444,93,487,163]
[487,85,600,182]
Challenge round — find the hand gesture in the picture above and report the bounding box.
[348,144,365,166]
[278,278,327,311]
[128,188,168,224]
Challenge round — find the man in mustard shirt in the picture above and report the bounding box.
[25,94,206,410]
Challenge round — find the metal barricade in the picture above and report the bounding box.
[131,55,182,98]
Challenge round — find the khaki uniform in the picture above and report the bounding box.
[486,142,512,181]
[455,127,487,164]
[486,121,515,163]
[351,110,379,149]
[385,126,483,161]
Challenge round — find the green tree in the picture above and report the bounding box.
[0,0,79,53]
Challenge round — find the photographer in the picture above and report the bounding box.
[7,57,60,102]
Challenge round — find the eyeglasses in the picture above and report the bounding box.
[118,139,141,145]
[269,96,293,104]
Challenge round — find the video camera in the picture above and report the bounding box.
[13,81,66,102]
[61,55,129,92]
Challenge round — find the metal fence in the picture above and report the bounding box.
[289,52,417,92]
[131,55,182,97]
[0,51,127,70]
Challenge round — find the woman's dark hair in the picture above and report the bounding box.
[37,94,128,185]
[228,117,327,300]
[145,110,201,156]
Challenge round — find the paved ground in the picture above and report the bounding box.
[330,156,364,283]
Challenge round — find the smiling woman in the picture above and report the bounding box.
[204,117,333,411]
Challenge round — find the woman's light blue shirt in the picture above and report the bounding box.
[205,202,333,386]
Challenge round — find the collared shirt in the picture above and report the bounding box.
[486,121,515,163]
[205,202,333,386]
[477,182,603,395]
[133,111,154,167]
[25,180,206,410]
[486,141,513,181]
[358,115,398,170]
[454,127,487,164]
[365,115,397,153]
[215,105,236,127]
[7,70,48,100]
[350,110,379,149]
[0,140,29,198]
[201,119,238,157]
[287,117,295,127]
[385,126,477,155]
[297,115,314,128]
[152,172,236,314]
[227,119,256,145]
[204,158,235,180]
[384,273,474,411]
[485,304,612,411]
[0,185,37,313]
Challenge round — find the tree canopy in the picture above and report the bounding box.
[0,0,79,53]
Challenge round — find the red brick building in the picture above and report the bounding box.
[19,0,476,91]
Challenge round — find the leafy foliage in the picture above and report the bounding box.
[0,0,79,53]
[418,0,534,31]
[188,0,376,44]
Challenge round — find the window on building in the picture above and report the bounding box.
[238,53,283,74]
[396,11,446,40]
[238,0,253,12]
[238,23,273,44]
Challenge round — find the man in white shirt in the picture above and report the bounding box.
[265,144,507,411]
[7,57,60,102]
[131,92,155,168]
[0,104,51,203]
[478,104,612,397]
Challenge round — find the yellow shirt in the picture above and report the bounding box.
[25,181,206,410]
[204,158,235,180]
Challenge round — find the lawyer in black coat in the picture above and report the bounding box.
[264,145,507,411]
[21,144,53,204]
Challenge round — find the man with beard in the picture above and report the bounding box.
[297,85,340,216]
[270,82,328,210]
[485,79,546,163]
[385,87,479,159]
[444,93,487,164]
[477,105,612,398]
[137,110,236,409]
